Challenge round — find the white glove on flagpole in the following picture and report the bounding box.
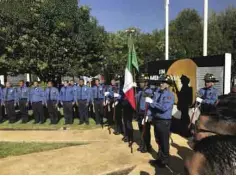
[196,97,203,103]
[114,93,120,98]
[133,82,137,87]
[145,97,153,104]
[104,92,110,96]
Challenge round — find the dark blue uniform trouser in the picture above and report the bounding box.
[153,119,171,164]
[19,99,28,123]
[94,100,104,124]
[5,101,16,123]
[63,101,73,124]
[32,102,44,123]
[78,100,88,123]
[47,100,58,124]
[123,103,134,142]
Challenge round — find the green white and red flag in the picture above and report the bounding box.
[123,37,139,110]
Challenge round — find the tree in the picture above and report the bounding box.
[169,9,203,58]
[0,0,107,81]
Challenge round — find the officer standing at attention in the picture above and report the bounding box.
[45,81,59,124]
[91,78,105,125]
[136,74,153,153]
[3,82,17,123]
[106,79,123,135]
[30,81,45,124]
[60,80,76,125]
[76,78,90,125]
[17,80,30,123]
[145,75,174,167]
[196,73,219,113]
[70,80,78,119]
[0,86,3,123]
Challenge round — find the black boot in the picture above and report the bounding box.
[122,136,129,142]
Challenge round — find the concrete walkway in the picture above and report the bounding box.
[0,126,192,175]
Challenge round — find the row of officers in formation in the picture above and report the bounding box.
[0,73,220,167]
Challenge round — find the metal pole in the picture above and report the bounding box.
[203,0,208,56]
[165,0,169,60]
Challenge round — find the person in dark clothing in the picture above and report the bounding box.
[3,82,17,123]
[45,81,59,124]
[16,80,30,123]
[30,81,45,124]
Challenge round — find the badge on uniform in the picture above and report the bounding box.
[167,96,172,100]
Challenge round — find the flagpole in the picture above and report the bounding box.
[165,0,169,60]
[203,0,208,56]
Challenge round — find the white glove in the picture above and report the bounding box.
[104,92,110,96]
[112,101,118,108]
[145,97,153,104]
[196,97,203,103]
[142,118,145,125]
[133,82,137,87]
[114,93,120,98]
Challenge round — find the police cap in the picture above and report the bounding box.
[204,73,219,83]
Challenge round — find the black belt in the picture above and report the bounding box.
[6,100,14,102]
[154,118,171,121]
[94,98,103,100]
[20,98,27,100]
[63,101,73,102]
[78,99,87,101]
[32,101,42,103]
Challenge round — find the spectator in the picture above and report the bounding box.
[185,135,236,175]
[193,94,236,144]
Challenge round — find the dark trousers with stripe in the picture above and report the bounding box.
[94,100,104,124]
[32,102,44,123]
[47,100,58,124]
[123,103,134,142]
[5,101,16,123]
[137,112,151,148]
[63,102,73,124]
[113,103,123,133]
[153,119,171,164]
[78,100,88,123]
[19,99,28,123]
[0,103,3,122]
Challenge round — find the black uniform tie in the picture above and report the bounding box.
[49,88,51,100]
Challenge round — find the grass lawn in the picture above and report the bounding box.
[0,142,86,158]
[0,110,100,130]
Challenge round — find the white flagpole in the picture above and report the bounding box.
[165,0,169,60]
[203,0,208,56]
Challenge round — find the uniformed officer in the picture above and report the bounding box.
[0,87,3,123]
[45,81,59,124]
[30,81,45,124]
[136,74,153,153]
[2,82,17,123]
[146,74,175,166]
[70,80,78,119]
[76,78,90,125]
[91,78,105,125]
[196,73,219,113]
[60,80,76,124]
[17,80,30,123]
[106,79,123,135]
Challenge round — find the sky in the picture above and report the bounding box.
[80,0,236,33]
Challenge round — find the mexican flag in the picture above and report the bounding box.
[123,38,139,110]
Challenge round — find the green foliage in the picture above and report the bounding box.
[0,1,236,80]
[0,0,106,81]
[0,141,86,158]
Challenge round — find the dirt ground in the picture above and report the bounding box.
[0,124,192,175]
